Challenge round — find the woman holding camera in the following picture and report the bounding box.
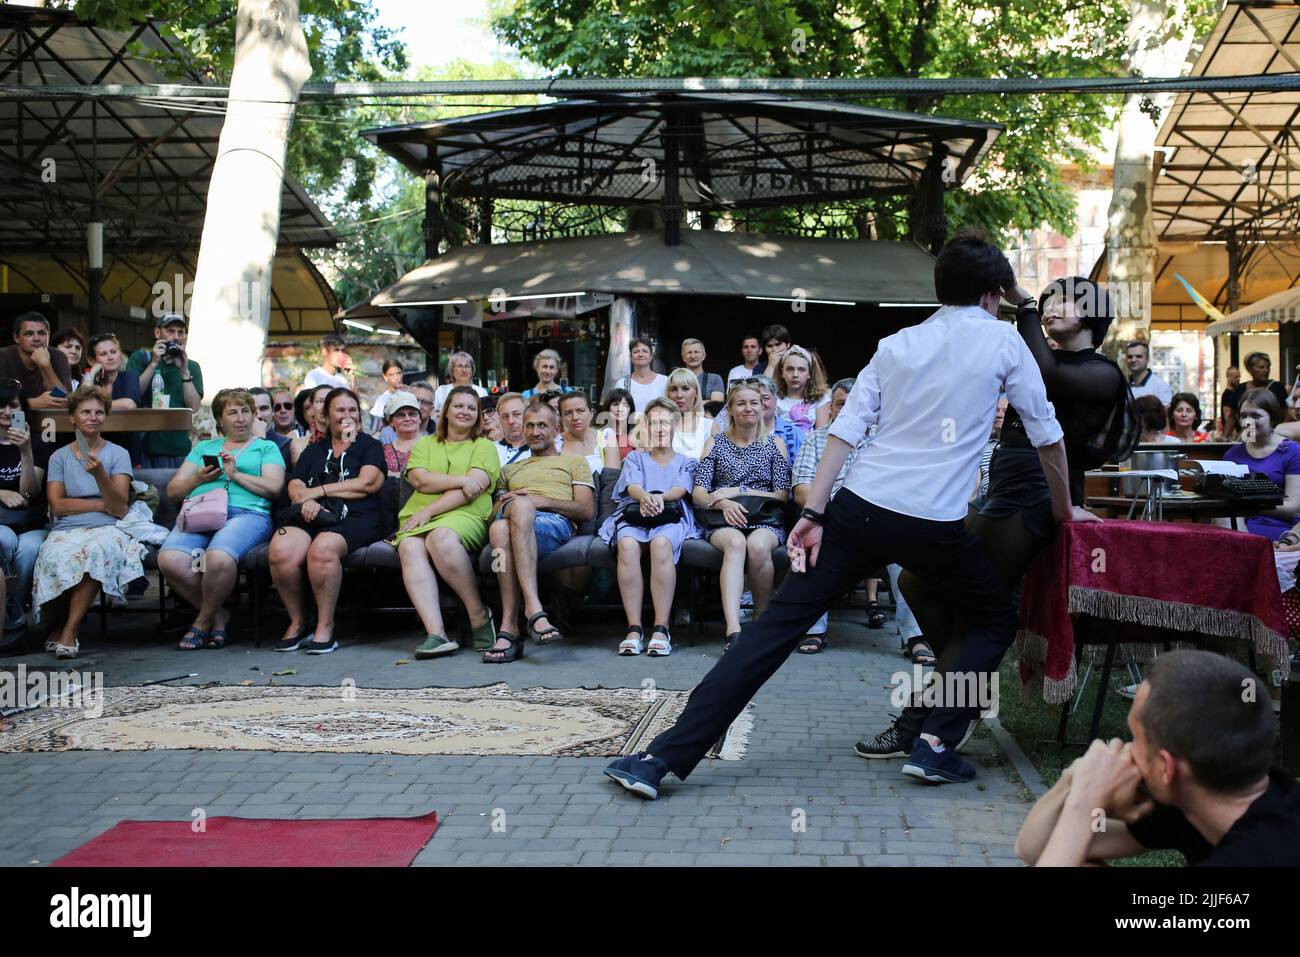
[270,387,386,655]
[599,398,698,656]
[159,389,285,650]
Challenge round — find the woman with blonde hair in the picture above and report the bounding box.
[433,351,488,416]
[694,381,791,650]
[522,348,571,399]
[665,366,714,459]
[776,345,831,433]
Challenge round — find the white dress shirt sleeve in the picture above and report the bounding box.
[827,361,881,448]
[1001,333,1064,448]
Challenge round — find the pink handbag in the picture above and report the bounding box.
[178,487,229,533]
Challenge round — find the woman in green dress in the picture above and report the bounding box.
[395,385,500,658]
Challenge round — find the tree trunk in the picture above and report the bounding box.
[1103,0,1200,355]
[185,0,311,394]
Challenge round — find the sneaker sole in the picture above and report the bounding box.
[304,644,338,655]
[854,744,908,760]
[414,645,459,659]
[603,767,658,799]
[901,761,974,785]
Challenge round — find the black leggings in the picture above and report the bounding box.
[895,503,1052,738]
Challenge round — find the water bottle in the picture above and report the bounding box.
[151,372,165,409]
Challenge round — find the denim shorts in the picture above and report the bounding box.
[160,507,274,563]
[532,511,574,559]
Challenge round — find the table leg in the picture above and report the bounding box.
[1087,641,1119,742]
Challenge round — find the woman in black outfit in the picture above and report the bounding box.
[858,276,1126,757]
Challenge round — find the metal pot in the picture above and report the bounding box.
[1121,448,1186,496]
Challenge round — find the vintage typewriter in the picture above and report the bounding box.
[1196,472,1284,506]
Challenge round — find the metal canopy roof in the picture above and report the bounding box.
[363,92,1001,210]
[0,6,338,253]
[372,229,940,306]
[1154,1,1300,244]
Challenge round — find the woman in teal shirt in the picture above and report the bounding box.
[159,388,285,649]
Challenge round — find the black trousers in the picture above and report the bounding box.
[648,489,1018,780]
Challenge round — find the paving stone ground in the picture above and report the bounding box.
[0,592,1033,866]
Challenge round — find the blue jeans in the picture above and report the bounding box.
[0,525,47,609]
[160,507,273,563]
[497,502,573,560]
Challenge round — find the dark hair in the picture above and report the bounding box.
[629,337,654,354]
[1139,651,1275,794]
[741,333,761,345]
[248,386,272,400]
[322,387,361,421]
[382,359,402,375]
[537,390,563,406]
[558,391,591,414]
[1134,394,1168,432]
[293,387,315,432]
[601,387,635,416]
[932,225,1014,306]
[12,311,50,336]
[1240,387,1283,427]
[0,378,28,414]
[1125,340,1149,357]
[759,323,791,346]
[50,327,87,357]
[436,384,484,442]
[321,333,346,351]
[1041,277,1113,348]
[525,399,559,423]
[1168,392,1201,426]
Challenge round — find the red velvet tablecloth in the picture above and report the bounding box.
[1016,520,1291,703]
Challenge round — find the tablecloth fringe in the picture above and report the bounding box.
[1066,586,1291,680]
[1015,629,1078,705]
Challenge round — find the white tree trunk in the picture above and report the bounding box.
[1104,0,1200,353]
[185,0,311,394]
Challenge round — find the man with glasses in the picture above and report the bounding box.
[249,386,292,465]
[270,389,298,438]
[0,312,73,409]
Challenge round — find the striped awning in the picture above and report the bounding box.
[1204,285,1300,335]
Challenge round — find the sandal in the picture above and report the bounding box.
[526,611,562,645]
[905,638,937,666]
[618,625,645,656]
[647,625,672,657]
[482,632,524,663]
[798,634,828,654]
[723,631,741,654]
[204,629,227,650]
[178,627,210,651]
[470,610,497,652]
[867,601,887,629]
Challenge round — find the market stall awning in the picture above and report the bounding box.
[1153,1,1300,243]
[363,92,1000,210]
[372,230,939,307]
[1205,283,1300,334]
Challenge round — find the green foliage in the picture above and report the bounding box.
[491,0,1215,242]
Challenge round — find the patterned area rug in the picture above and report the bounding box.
[0,683,753,759]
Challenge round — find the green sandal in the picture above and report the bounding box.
[470,611,497,651]
[414,633,460,659]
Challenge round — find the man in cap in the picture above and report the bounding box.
[126,313,204,468]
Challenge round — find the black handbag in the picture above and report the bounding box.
[618,497,684,529]
[276,500,345,528]
[698,494,785,531]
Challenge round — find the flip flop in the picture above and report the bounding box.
[906,639,937,666]
[204,629,227,649]
[798,635,828,654]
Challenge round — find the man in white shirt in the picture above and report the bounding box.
[605,227,1099,799]
[493,392,532,469]
[727,334,764,387]
[302,333,353,392]
[1125,341,1172,406]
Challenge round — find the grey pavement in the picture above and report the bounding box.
[0,591,1032,866]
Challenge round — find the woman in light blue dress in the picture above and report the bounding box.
[598,398,698,657]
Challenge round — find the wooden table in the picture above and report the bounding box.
[35,408,193,434]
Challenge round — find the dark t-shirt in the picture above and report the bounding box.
[1226,380,1288,413]
[0,435,51,492]
[0,345,72,398]
[290,432,386,522]
[1128,768,1300,866]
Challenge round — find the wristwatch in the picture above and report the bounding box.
[799,507,826,525]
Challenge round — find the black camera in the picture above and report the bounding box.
[163,341,185,361]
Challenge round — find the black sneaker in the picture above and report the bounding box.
[273,631,314,652]
[854,719,912,759]
[603,752,669,799]
[304,638,339,655]
[902,738,976,784]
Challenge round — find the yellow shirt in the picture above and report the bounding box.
[398,435,500,526]
[499,453,594,502]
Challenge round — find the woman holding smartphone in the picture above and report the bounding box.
[0,380,49,635]
[159,389,285,650]
[33,385,137,659]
